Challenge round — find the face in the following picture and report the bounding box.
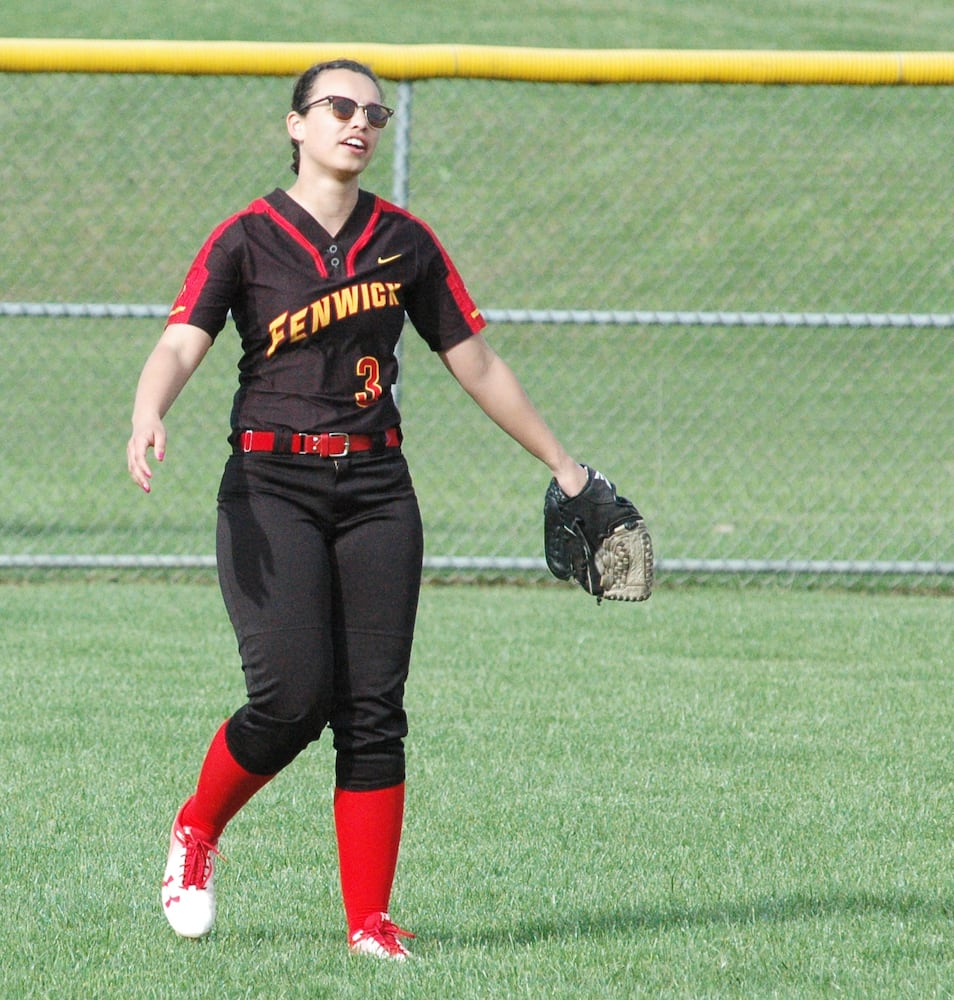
[287,68,386,179]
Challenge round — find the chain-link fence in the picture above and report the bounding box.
[1,62,951,589]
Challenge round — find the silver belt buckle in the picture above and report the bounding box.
[325,432,350,457]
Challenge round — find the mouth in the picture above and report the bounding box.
[342,137,368,153]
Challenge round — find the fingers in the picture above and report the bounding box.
[126,439,154,493]
[127,424,166,493]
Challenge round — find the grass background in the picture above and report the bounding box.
[1,3,951,572]
[2,1,952,49]
[0,82,950,571]
[2,3,953,998]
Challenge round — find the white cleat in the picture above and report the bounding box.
[349,912,415,961]
[161,807,219,939]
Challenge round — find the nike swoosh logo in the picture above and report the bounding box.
[169,305,186,316]
[377,253,402,265]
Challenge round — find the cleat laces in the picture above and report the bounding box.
[350,912,415,960]
[178,827,220,890]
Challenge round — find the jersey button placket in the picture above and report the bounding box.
[327,244,341,272]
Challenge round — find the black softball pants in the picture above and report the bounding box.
[214,449,424,790]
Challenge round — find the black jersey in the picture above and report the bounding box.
[167,188,485,437]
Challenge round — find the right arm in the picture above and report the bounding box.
[126,322,213,493]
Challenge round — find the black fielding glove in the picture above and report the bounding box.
[544,465,653,602]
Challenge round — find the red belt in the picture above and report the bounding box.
[240,427,400,458]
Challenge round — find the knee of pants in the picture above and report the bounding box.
[330,695,409,791]
[328,631,411,789]
[334,740,406,791]
[227,702,327,775]
[228,628,335,774]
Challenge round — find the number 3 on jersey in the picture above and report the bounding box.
[355,356,382,408]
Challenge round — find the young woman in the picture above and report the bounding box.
[127,58,588,960]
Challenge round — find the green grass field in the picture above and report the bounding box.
[2,582,953,998]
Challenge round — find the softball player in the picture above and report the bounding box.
[127,58,587,961]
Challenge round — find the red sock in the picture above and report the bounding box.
[334,782,406,934]
[180,722,274,841]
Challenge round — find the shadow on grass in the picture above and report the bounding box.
[434,889,954,949]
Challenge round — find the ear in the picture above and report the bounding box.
[286,110,305,142]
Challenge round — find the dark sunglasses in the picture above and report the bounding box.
[301,95,395,130]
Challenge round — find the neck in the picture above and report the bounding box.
[286,175,360,237]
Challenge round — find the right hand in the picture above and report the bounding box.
[125,323,213,494]
[127,416,166,493]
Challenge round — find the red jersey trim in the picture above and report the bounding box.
[166,211,241,325]
[346,197,383,276]
[254,198,329,278]
[167,197,330,327]
[376,198,486,335]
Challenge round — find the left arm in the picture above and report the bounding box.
[440,333,588,497]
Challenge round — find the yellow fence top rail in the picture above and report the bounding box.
[2,38,953,84]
